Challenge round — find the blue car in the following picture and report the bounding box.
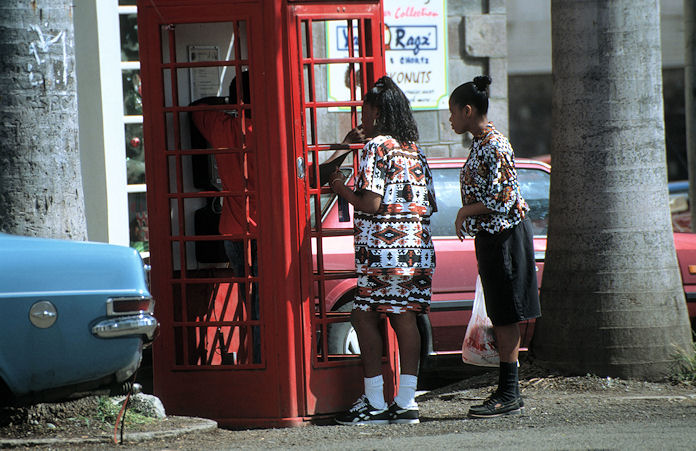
[0,233,157,405]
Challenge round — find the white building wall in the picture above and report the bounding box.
[74,0,130,245]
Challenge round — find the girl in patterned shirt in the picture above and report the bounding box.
[450,76,541,418]
[330,76,436,426]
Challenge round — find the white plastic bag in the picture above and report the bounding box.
[461,275,499,367]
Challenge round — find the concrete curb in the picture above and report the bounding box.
[0,416,218,448]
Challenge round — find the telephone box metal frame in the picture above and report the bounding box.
[137,0,397,428]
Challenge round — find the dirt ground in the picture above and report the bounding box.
[2,359,695,450]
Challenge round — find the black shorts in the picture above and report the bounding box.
[474,217,541,326]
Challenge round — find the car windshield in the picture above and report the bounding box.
[429,167,550,237]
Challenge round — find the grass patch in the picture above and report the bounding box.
[671,340,696,382]
[96,396,157,427]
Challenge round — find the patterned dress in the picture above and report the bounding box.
[353,135,437,314]
[460,122,528,235]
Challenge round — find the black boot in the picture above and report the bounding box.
[468,361,524,418]
[498,361,519,403]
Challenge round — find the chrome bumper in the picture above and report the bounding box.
[92,313,158,341]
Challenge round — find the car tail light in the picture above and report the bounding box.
[106,296,155,316]
[689,265,696,275]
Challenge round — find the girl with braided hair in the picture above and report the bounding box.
[330,76,437,425]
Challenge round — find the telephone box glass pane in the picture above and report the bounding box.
[166,155,178,194]
[160,21,248,64]
[169,198,179,236]
[304,63,363,104]
[299,16,376,361]
[160,19,260,367]
[171,280,259,366]
[305,106,359,150]
[179,67,253,109]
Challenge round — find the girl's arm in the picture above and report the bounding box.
[454,202,493,241]
[329,172,382,214]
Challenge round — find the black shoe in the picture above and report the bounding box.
[467,395,524,418]
[335,395,390,425]
[490,389,525,408]
[387,402,419,424]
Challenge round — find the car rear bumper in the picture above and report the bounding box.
[92,313,158,341]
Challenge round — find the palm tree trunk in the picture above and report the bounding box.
[0,0,87,240]
[531,0,693,379]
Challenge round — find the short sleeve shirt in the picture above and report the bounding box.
[192,111,257,237]
[354,135,437,276]
[460,122,528,235]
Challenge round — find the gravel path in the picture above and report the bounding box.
[3,362,696,450]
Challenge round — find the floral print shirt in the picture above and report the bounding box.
[354,135,437,275]
[460,122,528,235]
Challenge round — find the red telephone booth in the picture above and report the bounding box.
[137,0,399,427]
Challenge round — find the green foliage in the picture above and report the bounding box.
[670,339,696,382]
[96,396,156,427]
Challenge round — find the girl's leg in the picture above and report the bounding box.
[351,309,383,377]
[389,311,421,408]
[351,309,386,409]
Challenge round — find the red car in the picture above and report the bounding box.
[317,158,696,363]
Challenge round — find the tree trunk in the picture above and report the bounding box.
[531,0,693,380]
[0,0,87,240]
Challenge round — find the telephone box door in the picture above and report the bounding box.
[138,1,295,426]
[287,2,399,415]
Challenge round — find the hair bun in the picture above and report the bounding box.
[473,75,492,91]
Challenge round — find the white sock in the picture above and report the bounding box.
[364,375,386,410]
[393,374,418,409]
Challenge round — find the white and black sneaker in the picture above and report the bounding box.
[335,395,389,425]
[388,402,419,424]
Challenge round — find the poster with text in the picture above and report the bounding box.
[327,0,448,110]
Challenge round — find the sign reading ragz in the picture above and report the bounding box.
[327,0,448,110]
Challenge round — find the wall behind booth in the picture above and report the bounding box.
[423,0,509,158]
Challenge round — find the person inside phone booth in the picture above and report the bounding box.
[190,71,259,363]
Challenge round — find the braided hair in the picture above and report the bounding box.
[364,76,419,144]
[449,75,492,114]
